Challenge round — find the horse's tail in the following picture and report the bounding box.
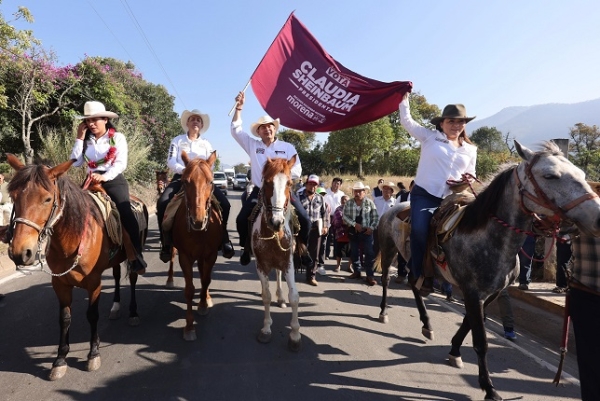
[374,251,382,274]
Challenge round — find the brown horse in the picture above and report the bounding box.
[155,170,169,195]
[6,154,148,381]
[252,157,301,351]
[171,151,221,341]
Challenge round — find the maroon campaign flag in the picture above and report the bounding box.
[251,13,412,132]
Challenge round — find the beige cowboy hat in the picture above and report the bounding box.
[180,109,210,134]
[430,104,476,125]
[382,181,396,190]
[250,116,280,136]
[352,181,368,191]
[76,101,118,119]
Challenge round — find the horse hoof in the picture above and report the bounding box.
[257,331,272,344]
[484,388,502,401]
[448,354,464,369]
[421,327,434,341]
[288,337,301,352]
[86,356,101,372]
[109,310,121,320]
[128,316,140,326]
[165,280,175,289]
[48,365,67,381]
[278,301,287,309]
[379,314,389,324]
[197,306,209,316]
[183,329,197,341]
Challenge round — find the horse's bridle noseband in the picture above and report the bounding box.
[183,181,214,232]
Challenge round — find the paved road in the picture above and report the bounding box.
[0,191,582,400]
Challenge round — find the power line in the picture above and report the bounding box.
[88,2,136,63]
[119,0,186,109]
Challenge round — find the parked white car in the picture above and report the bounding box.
[232,173,248,190]
[213,171,228,195]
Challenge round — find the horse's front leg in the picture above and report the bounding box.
[109,264,121,320]
[49,283,73,381]
[197,257,215,316]
[463,296,502,401]
[180,254,197,341]
[256,267,273,344]
[275,269,287,308]
[284,259,301,352]
[165,247,176,288]
[128,270,140,326]
[378,247,396,323]
[409,281,434,340]
[85,285,102,373]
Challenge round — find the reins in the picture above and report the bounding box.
[183,180,214,232]
[256,183,292,252]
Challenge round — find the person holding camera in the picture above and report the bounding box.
[343,182,379,286]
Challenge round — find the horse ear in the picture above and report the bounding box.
[287,155,297,169]
[207,151,217,168]
[6,153,24,171]
[181,150,189,166]
[48,159,75,179]
[514,140,534,161]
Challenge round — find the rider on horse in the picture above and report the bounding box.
[157,109,235,262]
[231,91,311,267]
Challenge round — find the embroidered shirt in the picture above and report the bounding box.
[399,99,477,198]
[343,197,379,231]
[231,119,302,188]
[571,234,600,293]
[71,130,127,181]
[167,133,214,174]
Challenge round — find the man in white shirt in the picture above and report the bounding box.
[374,182,396,217]
[231,92,310,266]
[324,177,344,259]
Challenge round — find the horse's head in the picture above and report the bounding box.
[181,151,216,230]
[261,156,295,231]
[515,140,600,236]
[155,170,168,195]
[6,154,74,265]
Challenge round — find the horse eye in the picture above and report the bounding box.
[543,174,559,180]
[44,197,52,204]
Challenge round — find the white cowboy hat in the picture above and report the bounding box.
[307,174,320,184]
[180,109,210,135]
[250,116,280,136]
[382,181,396,189]
[352,181,367,191]
[76,101,118,119]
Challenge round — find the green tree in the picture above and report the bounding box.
[471,126,506,153]
[325,118,394,178]
[569,123,600,181]
[278,129,316,153]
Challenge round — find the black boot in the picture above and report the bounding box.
[221,228,235,259]
[160,230,173,263]
[240,248,251,266]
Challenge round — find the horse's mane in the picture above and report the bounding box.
[459,142,562,232]
[8,163,103,238]
[262,158,291,182]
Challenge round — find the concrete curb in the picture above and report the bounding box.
[507,285,566,317]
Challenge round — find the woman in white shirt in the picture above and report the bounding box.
[399,93,477,294]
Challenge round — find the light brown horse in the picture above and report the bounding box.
[171,151,221,341]
[6,154,148,381]
[252,157,301,351]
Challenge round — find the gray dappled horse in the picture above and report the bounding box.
[377,141,600,401]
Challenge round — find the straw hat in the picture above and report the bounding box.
[180,109,210,134]
[382,181,396,190]
[76,101,118,119]
[352,182,367,191]
[250,116,280,136]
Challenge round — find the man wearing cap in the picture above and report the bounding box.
[343,182,379,286]
[232,92,311,266]
[299,175,329,285]
[157,108,235,262]
[324,177,345,259]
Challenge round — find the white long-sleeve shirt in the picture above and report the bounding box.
[399,99,477,198]
[167,133,214,175]
[231,119,302,188]
[70,130,128,181]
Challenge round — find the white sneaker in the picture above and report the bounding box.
[316,266,327,276]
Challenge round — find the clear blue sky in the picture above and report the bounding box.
[3,0,600,166]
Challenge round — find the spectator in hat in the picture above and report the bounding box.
[399,92,477,295]
[331,195,352,272]
[231,91,311,266]
[315,186,331,273]
[324,177,345,259]
[298,175,329,286]
[157,108,234,263]
[373,181,396,256]
[70,101,146,274]
[343,181,379,286]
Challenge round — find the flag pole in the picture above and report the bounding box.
[227,11,295,116]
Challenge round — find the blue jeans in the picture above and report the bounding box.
[518,236,536,285]
[409,185,442,279]
[350,232,375,277]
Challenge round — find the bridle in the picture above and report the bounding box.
[11,179,81,276]
[256,178,292,252]
[183,180,213,232]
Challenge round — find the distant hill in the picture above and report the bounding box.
[468,98,600,146]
